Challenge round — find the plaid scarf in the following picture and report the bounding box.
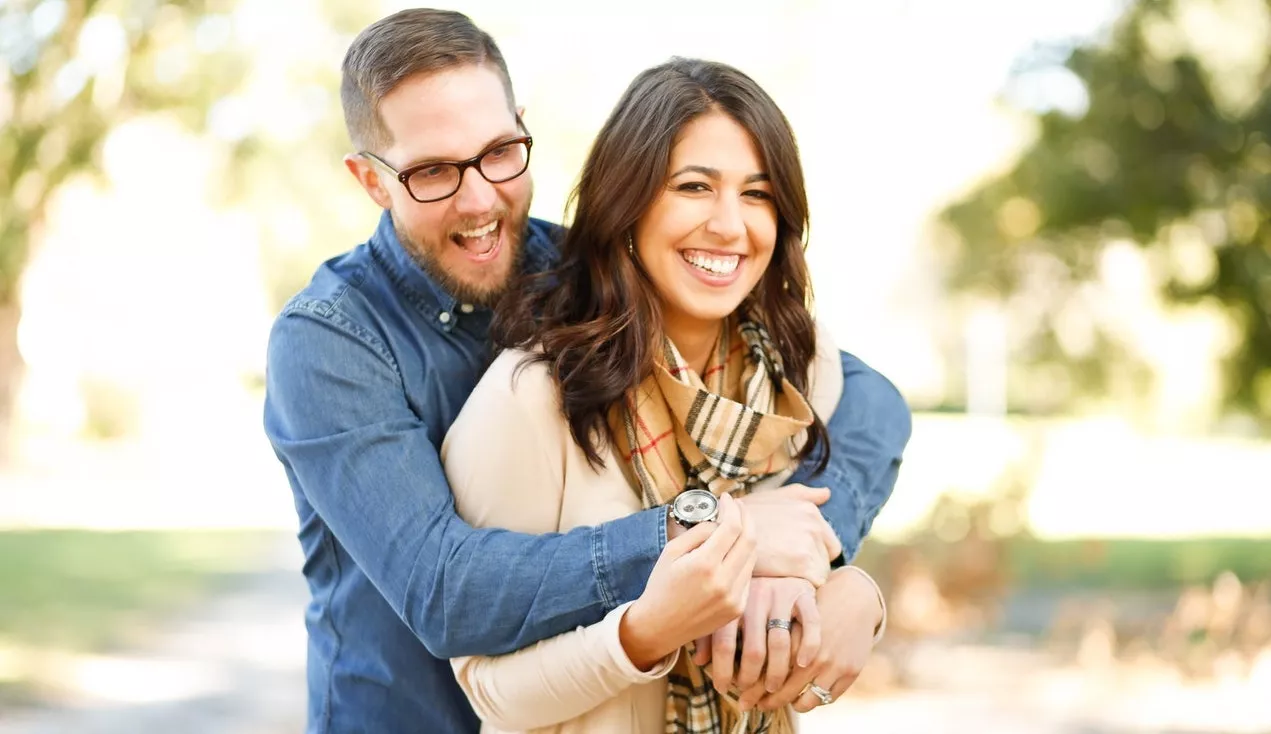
[608,313,813,734]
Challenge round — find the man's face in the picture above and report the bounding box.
[362,64,532,306]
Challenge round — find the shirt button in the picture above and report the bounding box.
[439,312,452,324]
[459,303,474,314]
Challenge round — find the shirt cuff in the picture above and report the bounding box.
[592,508,665,611]
[842,565,887,644]
[601,601,680,681]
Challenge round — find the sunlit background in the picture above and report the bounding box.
[2,0,1269,732]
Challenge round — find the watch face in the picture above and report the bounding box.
[673,489,718,525]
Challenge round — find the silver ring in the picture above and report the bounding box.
[766,618,793,632]
[806,682,834,706]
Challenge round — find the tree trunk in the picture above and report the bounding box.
[0,301,22,466]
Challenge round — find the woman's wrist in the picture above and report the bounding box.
[665,504,688,542]
[837,565,887,643]
[618,598,675,671]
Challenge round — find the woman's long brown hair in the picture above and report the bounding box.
[492,57,829,472]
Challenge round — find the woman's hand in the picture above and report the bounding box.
[691,576,820,697]
[736,566,884,713]
[619,493,756,670]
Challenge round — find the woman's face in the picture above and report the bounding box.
[634,111,778,337]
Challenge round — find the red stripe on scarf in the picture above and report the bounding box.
[701,342,745,380]
[624,429,674,459]
[633,411,679,480]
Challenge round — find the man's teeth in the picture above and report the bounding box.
[457,221,498,238]
[683,252,740,275]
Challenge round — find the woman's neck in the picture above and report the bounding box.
[664,314,725,377]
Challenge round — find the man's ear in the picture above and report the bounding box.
[344,153,392,210]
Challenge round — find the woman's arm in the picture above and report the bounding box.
[441,353,677,730]
[451,602,678,731]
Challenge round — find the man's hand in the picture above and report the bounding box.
[735,566,883,713]
[736,485,842,584]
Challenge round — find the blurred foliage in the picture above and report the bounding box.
[2,0,252,306]
[0,0,383,451]
[78,374,140,438]
[857,436,1271,648]
[1,0,253,454]
[940,0,1271,425]
[852,451,1040,639]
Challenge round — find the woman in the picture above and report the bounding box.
[441,57,878,733]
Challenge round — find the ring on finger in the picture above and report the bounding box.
[802,682,834,706]
[766,618,793,632]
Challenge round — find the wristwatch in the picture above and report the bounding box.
[670,489,719,529]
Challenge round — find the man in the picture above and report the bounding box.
[263,8,911,733]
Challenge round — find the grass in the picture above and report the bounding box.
[1002,537,1271,589]
[0,528,279,705]
[858,536,1271,590]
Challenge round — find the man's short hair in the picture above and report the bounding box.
[340,8,515,152]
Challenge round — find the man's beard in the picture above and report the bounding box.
[391,203,530,308]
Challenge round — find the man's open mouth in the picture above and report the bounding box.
[452,220,500,255]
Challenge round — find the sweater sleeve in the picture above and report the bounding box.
[441,352,677,730]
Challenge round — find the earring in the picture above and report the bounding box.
[626,232,635,256]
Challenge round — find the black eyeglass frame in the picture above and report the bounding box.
[360,117,533,203]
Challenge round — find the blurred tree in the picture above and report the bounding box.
[940,0,1271,428]
[0,0,257,458]
[0,0,381,458]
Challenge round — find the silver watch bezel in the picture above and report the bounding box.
[670,489,719,528]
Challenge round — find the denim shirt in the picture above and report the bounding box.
[263,210,911,734]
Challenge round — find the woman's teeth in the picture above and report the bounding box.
[682,251,740,275]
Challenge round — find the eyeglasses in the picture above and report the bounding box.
[360,123,533,204]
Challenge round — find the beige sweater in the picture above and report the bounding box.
[439,322,844,734]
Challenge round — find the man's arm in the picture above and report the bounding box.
[263,307,662,659]
[787,350,912,560]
